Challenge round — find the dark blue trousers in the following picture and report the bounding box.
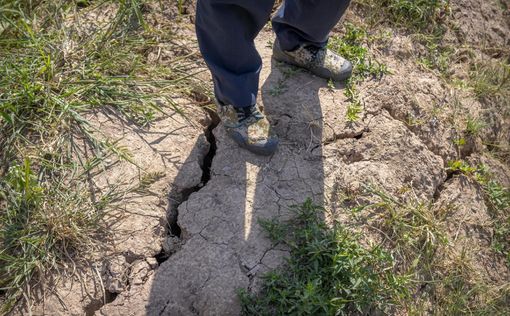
[196,0,351,108]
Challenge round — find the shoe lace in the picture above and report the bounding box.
[303,45,323,62]
[304,45,321,60]
[235,105,264,124]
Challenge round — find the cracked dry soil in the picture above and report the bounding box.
[20,1,510,315]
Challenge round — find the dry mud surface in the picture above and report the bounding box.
[21,1,509,315]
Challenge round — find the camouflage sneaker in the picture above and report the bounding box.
[216,102,279,156]
[272,39,352,82]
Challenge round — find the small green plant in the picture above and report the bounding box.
[327,79,335,91]
[359,185,448,273]
[465,116,486,136]
[418,42,453,75]
[446,161,510,263]
[447,160,477,174]
[328,23,388,122]
[0,160,108,313]
[354,0,450,34]
[329,24,388,81]
[240,199,409,315]
[269,81,287,96]
[271,62,301,96]
[346,101,363,122]
[177,0,185,14]
[469,60,510,110]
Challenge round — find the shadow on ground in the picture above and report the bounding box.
[145,56,337,315]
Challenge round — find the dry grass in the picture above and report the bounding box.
[0,0,210,313]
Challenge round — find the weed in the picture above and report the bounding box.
[269,81,287,97]
[354,0,450,34]
[417,42,454,75]
[353,184,509,314]
[354,0,453,76]
[427,249,510,315]
[271,62,300,96]
[447,160,477,174]
[329,24,388,81]
[0,160,105,313]
[465,116,486,136]
[346,101,363,122]
[469,59,510,111]
[447,161,510,264]
[241,199,409,315]
[246,182,509,315]
[328,23,388,122]
[177,0,186,15]
[359,185,448,274]
[327,79,335,91]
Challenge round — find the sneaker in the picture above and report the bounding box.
[216,102,279,156]
[272,39,352,82]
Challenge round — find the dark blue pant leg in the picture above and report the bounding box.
[195,0,275,108]
[272,0,352,51]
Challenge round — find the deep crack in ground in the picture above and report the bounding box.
[156,110,219,264]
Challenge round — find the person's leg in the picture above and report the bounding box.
[195,0,275,108]
[271,0,353,81]
[272,0,352,51]
[195,0,279,156]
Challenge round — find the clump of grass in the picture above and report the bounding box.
[358,185,448,273]
[351,184,509,313]
[428,250,510,315]
[354,0,450,34]
[329,24,388,81]
[0,159,113,314]
[240,199,409,315]
[0,0,209,312]
[447,160,510,264]
[328,23,388,122]
[354,0,452,76]
[417,42,454,75]
[469,59,510,110]
[465,115,486,136]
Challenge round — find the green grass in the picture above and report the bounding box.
[270,63,300,96]
[358,185,448,273]
[328,23,388,122]
[465,116,486,136]
[469,59,510,111]
[0,0,209,313]
[0,159,112,313]
[354,0,452,76]
[353,184,509,314]
[240,199,409,315]
[417,42,453,75]
[427,250,510,315]
[447,160,510,266]
[247,183,509,315]
[354,0,450,34]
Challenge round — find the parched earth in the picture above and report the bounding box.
[18,1,509,315]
